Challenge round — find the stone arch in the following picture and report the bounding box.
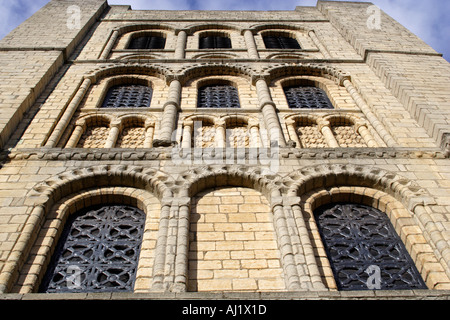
[192,53,238,60]
[175,165,283,199]
[282,164,450,290]
[176,165,287,292]
[2,165,174,293]
[185,23,241,35]
[15,186,161,293]
[28,165,174,208]
[196,77,239,90]
[266,53,308,60]
[299,186,450,290]
[261,63,351,86]
[249,23,311,34]
[113,23,176,36]
[91,74,155,110]
[177,63,257,85]
[117,53,164,61]
[184,114,218,125]
[85,63,173,84]
[284,164,428,205]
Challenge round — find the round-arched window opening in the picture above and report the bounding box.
[39,204,146,293]
[314,202,427,291]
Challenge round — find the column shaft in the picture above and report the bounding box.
[243,30,260,59]
[154,80,182,146]
[174,30,187,59]
[256,79,286,147]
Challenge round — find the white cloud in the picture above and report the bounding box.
[0,0,49,39]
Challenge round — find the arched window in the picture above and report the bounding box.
[284,85,334,109]
[128,35,166,49]
[101,85,152,109]
[199,35,232,49]
[39,205,146,293]
[314,203,427,291]
[197,84,240,109]
[263,35,301,49]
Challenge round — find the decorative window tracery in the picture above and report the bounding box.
[314,203,427,291]
[197,85,240,109]
[101,85,152,109]
[284,86,334,109]
[39,205,146,293]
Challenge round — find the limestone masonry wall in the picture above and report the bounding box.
[0,0,448,298]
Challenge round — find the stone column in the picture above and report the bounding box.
[154,79,182,147]
[143,121,156,148]
[308,30,331,59]
[174,30,188,59]
[65,120,86,148]
[45,78,92,147]
[152,200,172,291]
[243,29,260,59]
[271,197,302,291]
[318,120,339,148]
[215,120,226,148]
[173,198,191,292]
[255,78,286,147]
[248,120,262,148]
[98,29,119,60]
[343,79,397,147]
[355,121,378,148]
[285,119,301,148]
[181,120,193,149]
[289,199,327,290]
[104,121,121,148]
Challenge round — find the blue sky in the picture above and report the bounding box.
[0,0,448,61]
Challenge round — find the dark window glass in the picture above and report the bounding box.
[197,85,240,108]
[199,36,232,49]
[101,85,152,109]
[128,36,166,49]
[284,86,334,109]
[263,36,301,49]
[39,205,146,293]
[314,203,427,291]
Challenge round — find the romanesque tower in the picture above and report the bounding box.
[0,0,449,300]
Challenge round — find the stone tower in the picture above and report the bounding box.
[0,0,449,300]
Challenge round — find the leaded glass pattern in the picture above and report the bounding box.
[39,205,146,293]
[101,85,152,109]
[197,85,240,109]
[284,86,334,109]
[314,203,427,291]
